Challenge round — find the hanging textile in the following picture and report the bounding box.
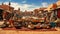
[57,9,60,18]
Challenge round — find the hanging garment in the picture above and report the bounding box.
[57,9,60,18]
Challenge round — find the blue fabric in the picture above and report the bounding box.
[50,22,56,28]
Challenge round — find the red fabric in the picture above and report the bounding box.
[9,19,14,24]
[44,17,46,21]
[57,9,60,18]
[3,12,7,17]
[3,12,9,18]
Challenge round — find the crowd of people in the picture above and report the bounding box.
[0,9,57,30]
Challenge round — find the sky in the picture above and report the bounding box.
[0,0,58,12]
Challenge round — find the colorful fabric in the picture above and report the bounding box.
[50,22,56,28]
[57,9,60,18]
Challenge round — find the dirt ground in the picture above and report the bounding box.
[0,21,60,34]
[0,28,60,34]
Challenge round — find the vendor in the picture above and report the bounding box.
[8,17,14,28]
[50,19,56,29]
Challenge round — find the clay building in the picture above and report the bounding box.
[0,2,14,20]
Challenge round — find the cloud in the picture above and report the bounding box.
[22,1,26,3]
[41,2,48,7]
[3,2,40,12]
[0,2,49,12]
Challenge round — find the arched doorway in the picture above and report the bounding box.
[0,9,3,20]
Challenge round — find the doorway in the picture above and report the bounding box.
[0,9,3,20]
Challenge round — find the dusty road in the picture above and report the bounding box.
[0,28,60,34]
[0,21,60,34]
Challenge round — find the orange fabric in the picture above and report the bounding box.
[52,4,57,9]
[36,26,40,28]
